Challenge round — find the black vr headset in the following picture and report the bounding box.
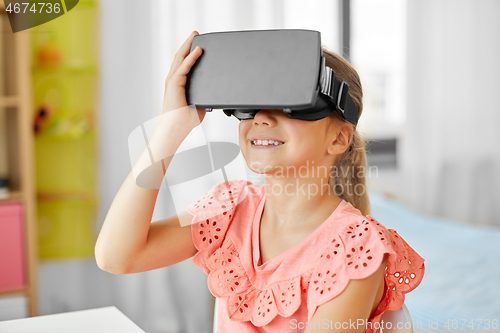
[186,29,359,126]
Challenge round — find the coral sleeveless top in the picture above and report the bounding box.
[186,180,425,333]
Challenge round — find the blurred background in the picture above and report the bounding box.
[0,0,499,332]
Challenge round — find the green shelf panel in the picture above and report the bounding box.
[32,70,97,118]
[35,132,97,193]
[31,0,99,259]
[38,198,97,259]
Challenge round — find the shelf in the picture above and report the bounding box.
[32,63,98,74]
[0,0,98,313]
[0,97,19,108]
[0,289,28,298]
[0,191,24,202]
[37,191,96,202]
[0,12,38,316]
[35,128,96,141]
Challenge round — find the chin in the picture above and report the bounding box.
[248,165,266,175]
[246,161,271,175]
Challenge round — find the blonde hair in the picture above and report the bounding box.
[322,46,370,216]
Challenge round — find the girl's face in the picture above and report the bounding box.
[239,109,345,176]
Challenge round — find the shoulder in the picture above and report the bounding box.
[309,254,388,332]
[186,179,257,273]
[306,207,425,322]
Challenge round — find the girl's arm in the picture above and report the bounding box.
[95,31,205,274]
[94,114,195,274]
[305,254,388,333]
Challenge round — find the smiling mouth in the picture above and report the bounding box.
[251,139,285,146]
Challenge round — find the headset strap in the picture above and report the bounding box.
[319,57,359,126]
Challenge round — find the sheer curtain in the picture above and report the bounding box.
[37,1,342,333]
[401,0,500,226]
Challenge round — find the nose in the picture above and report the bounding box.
[253,109,279,126]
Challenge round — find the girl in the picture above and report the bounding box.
[95,30,425,333]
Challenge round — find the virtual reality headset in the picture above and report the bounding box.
[186,29,359,126]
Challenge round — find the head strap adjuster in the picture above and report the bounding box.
[336,80,349,114]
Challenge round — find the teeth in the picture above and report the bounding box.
[252,139,283,146]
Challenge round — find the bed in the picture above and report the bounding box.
[368,190,500,333]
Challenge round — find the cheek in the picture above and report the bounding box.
[239,120,252,134]
[238,122,249,146]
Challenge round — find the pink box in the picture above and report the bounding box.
[0,202,26,291]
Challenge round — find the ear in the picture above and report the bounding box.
[327,122,353,156]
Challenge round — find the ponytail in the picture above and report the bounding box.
[322,46,370,216]
[330,129,371,216]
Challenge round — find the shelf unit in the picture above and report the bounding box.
[30,0,99,259]
[0,3,39,317]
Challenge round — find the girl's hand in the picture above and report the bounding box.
[162,31,206,127]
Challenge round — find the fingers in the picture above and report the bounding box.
[166,45,202,89]
[168,31,199,79]
[162,31,203,114]
[177,30,199,59]
[175,46,203,77]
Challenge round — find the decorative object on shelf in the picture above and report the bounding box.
[33,104,51,134]
[37,43,63,68]
[0,178,9,200]
[33,103,92,138]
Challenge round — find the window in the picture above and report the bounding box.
[351,0,407,140]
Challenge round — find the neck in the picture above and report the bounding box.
[261,176,343,230]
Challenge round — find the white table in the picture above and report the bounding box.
[0,306,145,333]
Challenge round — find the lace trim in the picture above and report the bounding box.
[189,180,250,274]
[368,222,425,333]
[206,238,306,326]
